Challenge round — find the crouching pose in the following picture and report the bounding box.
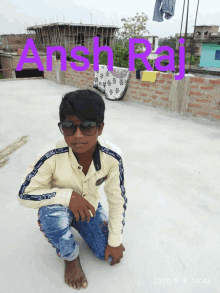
[17,90,127,290]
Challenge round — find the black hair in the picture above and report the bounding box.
[59,89,105,127]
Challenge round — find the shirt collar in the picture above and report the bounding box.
[93,141,101,171]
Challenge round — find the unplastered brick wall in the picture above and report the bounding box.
[42,58,57,83]
[125,71,220,121]
[0,55,13,79]
[41,57,220,121]
[13,55,44,70]
[1,34,35,52]
[0,53,46,78]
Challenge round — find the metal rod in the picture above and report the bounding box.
[176,0,186,72]
[189,0,200,71]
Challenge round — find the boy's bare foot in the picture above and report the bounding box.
[65,256,88,290]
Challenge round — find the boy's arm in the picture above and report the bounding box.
[17,149,73,209]
[104,154,127,248]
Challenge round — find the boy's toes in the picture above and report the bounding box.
[82,279,88,288]
[75,281,81,290]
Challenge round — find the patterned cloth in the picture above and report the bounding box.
[93,65,131,101]
[93,65,108,94]
[153,0,176,22]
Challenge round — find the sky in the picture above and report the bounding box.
[0,0,220,38]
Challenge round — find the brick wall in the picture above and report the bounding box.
[125,72,220,121]
[27,56,220,121]
[0,55,13,79]
[0,53,46,79]
[1,34,35,52]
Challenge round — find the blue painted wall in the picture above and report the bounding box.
[199,44,220,68]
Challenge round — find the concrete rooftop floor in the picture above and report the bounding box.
[1,78,220,293]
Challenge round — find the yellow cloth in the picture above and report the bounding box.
[141,71,159,82]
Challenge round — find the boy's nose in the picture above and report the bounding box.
[74,125,84,137]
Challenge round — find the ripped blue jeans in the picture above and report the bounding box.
[37,202,112,263]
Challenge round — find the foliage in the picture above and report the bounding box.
[158,36,201,65]
[117,12,149,39]
[0,72,3,79]
[158,36,177,52]
[117,12,150,51]
[66,13,200,71]
[66,41,154,71]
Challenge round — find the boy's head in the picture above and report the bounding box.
[59,90,105,155]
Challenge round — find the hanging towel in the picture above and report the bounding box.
[93,65,108,93]
[142,71,159,82]
[105,66,131,101]
[93,65,131,101]
[136,69,144,79]
[153,0,176,22]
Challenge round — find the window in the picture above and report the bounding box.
[75,33,84,46]
[96,34,101,46]
[103,36,110,46]
[215,50,220,60]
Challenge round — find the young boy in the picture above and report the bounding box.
[17,90,127,290]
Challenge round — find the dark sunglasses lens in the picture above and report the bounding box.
[61,122,75,135]
[81,122,97,135]
[60,122,97,136]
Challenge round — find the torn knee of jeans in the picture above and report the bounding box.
[48,211,66,217]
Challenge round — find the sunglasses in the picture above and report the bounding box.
[58,121,99,136]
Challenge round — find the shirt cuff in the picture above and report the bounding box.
[108,233,122,247]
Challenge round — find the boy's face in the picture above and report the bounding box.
[63,115,104,155]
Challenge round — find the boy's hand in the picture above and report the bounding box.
[69,191,96,223]
[104,243,125,266]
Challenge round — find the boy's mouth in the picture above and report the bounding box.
[71,142,87,147]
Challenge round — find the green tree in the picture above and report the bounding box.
[158,36,177,52]
[158,35,200,66]
[67,12,155,70]
[117,12,150,51]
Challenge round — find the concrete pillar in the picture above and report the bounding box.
[55,61,65,84]
[168,74,191,114]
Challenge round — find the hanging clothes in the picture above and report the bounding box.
[93,65,131,101]
[105,66,131,101]
[153,0,176,22]
[142,71,159,83]
[93,65,108,93]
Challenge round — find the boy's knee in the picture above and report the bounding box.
[38,205,69,229]
[39,205,66,217]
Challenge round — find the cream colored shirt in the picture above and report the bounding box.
[17,136,127,247]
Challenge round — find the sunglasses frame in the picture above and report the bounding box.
[58,121,100,136]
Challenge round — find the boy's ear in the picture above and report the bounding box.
[98,122,104,135]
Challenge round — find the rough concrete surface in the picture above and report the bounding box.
[0,79,220,293]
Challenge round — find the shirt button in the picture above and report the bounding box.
[78,166,81,169]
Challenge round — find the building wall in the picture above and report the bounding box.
[200,44,220,68]
[0,54,14,78]
[0,53,46,79]
[175,26,220,57]
[1,34,35,52]
[41,57,220,122]
[31,26,117,56]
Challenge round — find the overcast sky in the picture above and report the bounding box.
[1,0,219,38]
